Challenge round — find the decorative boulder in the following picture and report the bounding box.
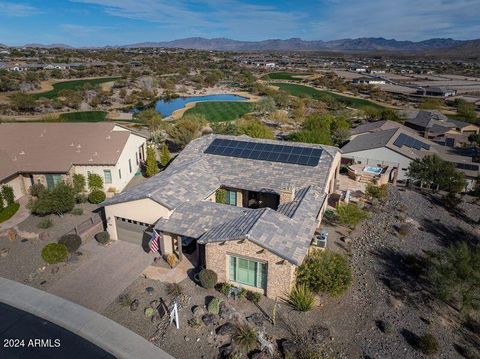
[247,313,267,327]
[216,322,237,336]
[130,299,139,311]
[201,313,217,326]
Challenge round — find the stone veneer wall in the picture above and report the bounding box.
[205,240,296,299]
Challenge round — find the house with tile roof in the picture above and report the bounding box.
[0,123,147,199]
[102,135,341,298]
[342,122,479,189]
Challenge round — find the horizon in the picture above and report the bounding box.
[0,0,479,47]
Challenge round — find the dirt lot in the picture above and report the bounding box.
[103,188,479,359]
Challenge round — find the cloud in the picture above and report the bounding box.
[69,0,307,39]
[0,1,40,16]
[310,0,480,40]
[60,24,110,36]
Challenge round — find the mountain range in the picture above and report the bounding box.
[2,37,479,55]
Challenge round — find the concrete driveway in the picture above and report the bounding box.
[48,241,154,312]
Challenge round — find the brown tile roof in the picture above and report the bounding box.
[0,123,131,179]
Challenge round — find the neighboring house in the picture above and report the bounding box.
[0,123,147,199]
[352,77,386,85]
[416,86,457,97]
[342,123,479,189]
[405,110,479,147]
[102,135,341,298]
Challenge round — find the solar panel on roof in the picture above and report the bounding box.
[204,138,322,167]
[393,133,431,151]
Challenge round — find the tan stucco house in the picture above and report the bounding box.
[0,123,147,199]
[103,135,341,298]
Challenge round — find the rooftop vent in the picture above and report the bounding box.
[280,184,296,204]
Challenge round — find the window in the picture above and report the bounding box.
[45,174,62,189]
[226,190,237,206]
[104,170,112,184]
[129,159,132,173]
[229,255,266,289]
[118,169,122,179]
[135,152,139,165]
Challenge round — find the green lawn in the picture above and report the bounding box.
[59,111,107,122]
[32,77,121,99]
[0,203,20,224]
[272,82,386,110]
[183,101,253,122]
[263,72,311,81]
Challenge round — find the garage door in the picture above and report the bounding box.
[115,217,152,252]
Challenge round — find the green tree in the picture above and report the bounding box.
[288,113,334,145]
[297,250,352,297]
[407,155,466,194]
[167,114,207,148]
[429,242,480,313]
[237,117,275,139]
[456,99,477,121]
[136,108,164,130]
[1,185,15,206]
[336,203,368,227]
[0,192,4,211]
[159,143,171,167]
[380,109,401,122]
[468,133,480,146]
[29,182,76,216]
[72,174,86,194]
[145,145,159,177]
[88,173,103,191]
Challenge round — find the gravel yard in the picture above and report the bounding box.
[103,188,479,359]
[0,202,100,289]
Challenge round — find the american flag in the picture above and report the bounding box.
[149,230,159,253]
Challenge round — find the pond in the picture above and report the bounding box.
[153,94,248,116]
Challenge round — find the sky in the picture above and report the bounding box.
[0,0,479,46]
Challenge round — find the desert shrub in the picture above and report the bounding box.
[88,173,103,190]
[37,218,53,229]
[71,207,83,215]
[1,185,14,206]
[397,223,411,236]
[41,243,68,264]
[76,194,87,203]
[247,291,262,304]
[164,253,177,267]
[118,294,134,307]
[215,189,227,204]
[88,190,106,204]
[58,234,82,253]
[297,250,352,297]
[233,324,258,352]
[199,268,218,289]
[167,283,183,297]
[29,183,46,197]
[288,284,315,311]
[417,333,439,355]
[377,320,393,334]
[336,203,368,227]
[95,231,110,244]
[207,297,221,314]
[219,282,232,296]
[429,242,480,313]
[365,183,388,199]
[72,173,86,194]
[238,288,247,299]
[144,307,154,318]
[29,182,76,215]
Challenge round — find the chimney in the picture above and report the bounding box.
[280,184,295,204]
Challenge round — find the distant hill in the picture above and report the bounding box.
[22,43,73,49]
[121,37,469,52]
[2,37,479,55]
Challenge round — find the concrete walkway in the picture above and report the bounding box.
[0,277,173,359]
[48,240,155,312]
[0,196,30,232]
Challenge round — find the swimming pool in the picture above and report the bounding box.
[363,166,383,175]
[154,94,248,116]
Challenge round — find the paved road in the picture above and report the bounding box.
[48,240,154,312]
[0,302,113,359]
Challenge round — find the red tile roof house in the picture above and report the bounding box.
[0,123,147,200]
[102,135,341,299]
